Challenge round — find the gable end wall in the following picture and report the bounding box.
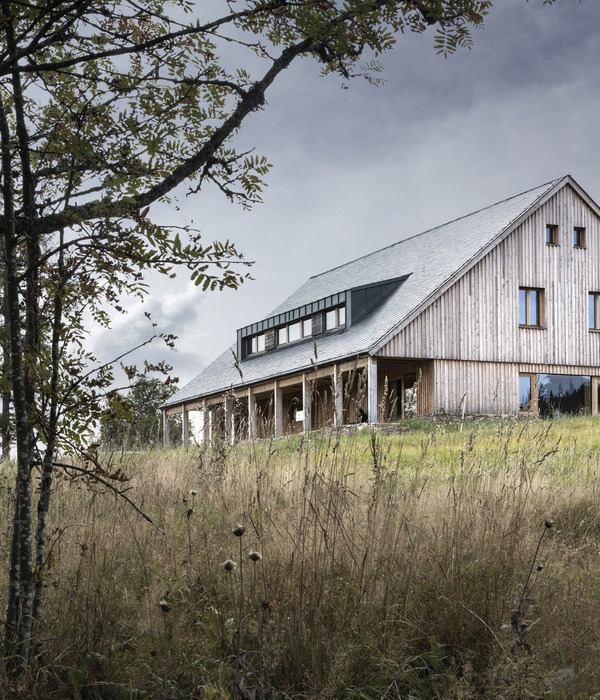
[377,185,600,367]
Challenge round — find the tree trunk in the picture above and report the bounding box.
[0,93,35,668]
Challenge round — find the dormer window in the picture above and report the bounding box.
[277,318,312,346]
[247,333,266,355]
[325,306,345,330]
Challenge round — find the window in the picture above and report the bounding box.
[248,333,266,355]
[589,293,600,330]
[277,317,312,346]
[519,375,533,412]
[546,224,558,245]
[325,306,346,331]
[288,322,301,342]
[519,287,543,327]
[538,373,591,416]
[574,227,586,247]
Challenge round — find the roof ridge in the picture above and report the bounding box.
[309,176,565,281]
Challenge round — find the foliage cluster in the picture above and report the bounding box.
[2,417,600,698]
[100,376,181,449]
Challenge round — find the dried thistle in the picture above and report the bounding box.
[232,524,245,537]
[223,559,237,572]
[159,598,172,613]
[248,550,262,562]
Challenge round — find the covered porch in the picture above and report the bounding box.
[163,357,433,445]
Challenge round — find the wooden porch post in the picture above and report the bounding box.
[163,409,170,447]
[224,394,234,444]
[274,381,283,438]
[367,356,378,424]
[182,407,190,447]
[333,364,343,428]
[202,401,210,445]
[303,373,312,433]
[248,388,257,439]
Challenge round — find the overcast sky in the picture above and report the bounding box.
[90,0,600,388]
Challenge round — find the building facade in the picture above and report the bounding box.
[162,175,600,443]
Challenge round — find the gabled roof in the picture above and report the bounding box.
[164,175,580,407]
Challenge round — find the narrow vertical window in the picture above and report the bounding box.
[589,293,600,330]
[519,288,527,326]
[546,225,558,245]
[519,375,532,412]
[574,227,586,247]
[519,288,543,327]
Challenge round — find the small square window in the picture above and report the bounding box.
[574,227,586,247]
[546,225,558,245]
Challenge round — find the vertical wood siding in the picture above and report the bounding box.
[378,185,600,365]
[376,185,600,413]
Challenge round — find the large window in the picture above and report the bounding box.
[589,293,600,330]
[537,374,591,416]
[519,287,543,327]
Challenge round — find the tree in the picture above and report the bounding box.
[0,0,494,671]
[101,376,180,448]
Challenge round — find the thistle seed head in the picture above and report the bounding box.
[190,489,198,496]
[248,550,262,562]
[223,559,237,572]
[544,519,554,529]
[159,599,172,613]
[232,524,245,537]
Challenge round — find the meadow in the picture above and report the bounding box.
[3,416,600,698]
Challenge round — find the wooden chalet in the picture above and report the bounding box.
[162,175,600,444]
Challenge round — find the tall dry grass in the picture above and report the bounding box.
[2,417,600,698]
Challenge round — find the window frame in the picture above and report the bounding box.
[276,317,312,347]
[545,224,558,245]
[589,292,600,331]
[325,305,346,331]
[519,287,544,328]
[574,226,586,248]
[519,373,537,414]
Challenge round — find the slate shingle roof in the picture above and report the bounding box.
[164,177,565,407]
